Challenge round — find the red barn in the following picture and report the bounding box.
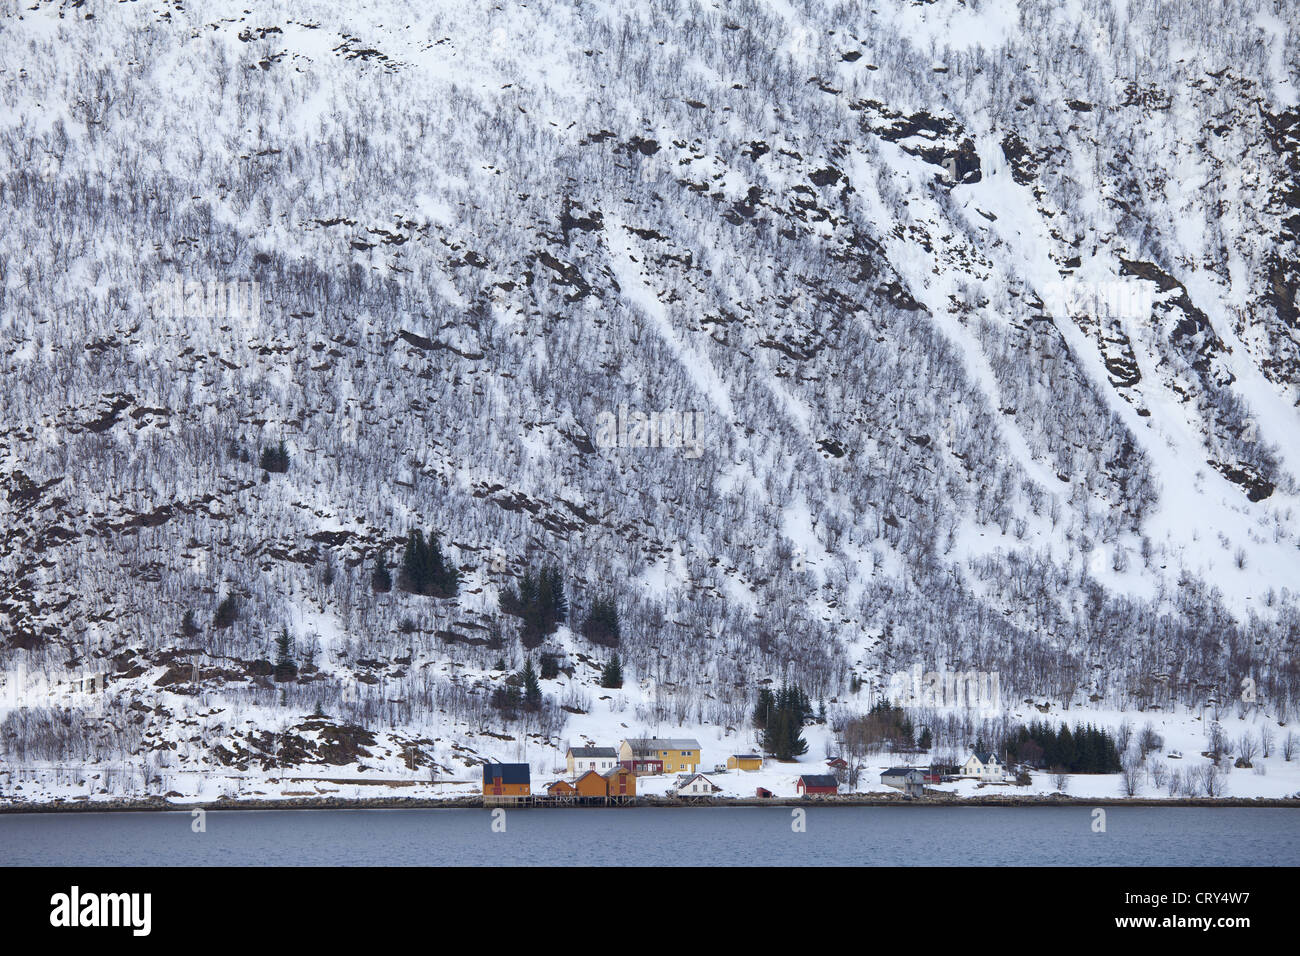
[796,774,839,796]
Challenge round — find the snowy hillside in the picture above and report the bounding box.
[1,0,1298,799]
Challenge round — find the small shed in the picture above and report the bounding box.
[727,754,763,771]
[601,765,637,801]
[755,787,774,799]
[546,779,577,803]
[796,774,839,796]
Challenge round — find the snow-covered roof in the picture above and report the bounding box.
[624,737,701,753]
[568,746,617,758]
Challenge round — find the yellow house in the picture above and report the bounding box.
[727,754,763,771]
[619,738,701,775]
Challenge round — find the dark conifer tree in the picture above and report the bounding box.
[213,594,238,629]
[601,653,623,689]
[753,687,775,729]
[398,529,458,597]
[581,595,620,647]
[259,440,289,473]
[502,562,566,645]
[273,628,297,683]
[522,658,542,711]
[371,555,392,593]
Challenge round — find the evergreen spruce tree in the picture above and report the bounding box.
[760,683,809,759]
[581,595,621,647]
[426,532,459,598]
[502,562,566,646]
[273,628,297,683]
[601,653,623,689]
[753,687,776,729]
[371,555,392,593]
[399,529,427,594]
[213,594,238,629]
[1055,723,1077,772]
[522,658,542,711]
[259,440,289,473]
[397,529,458,597]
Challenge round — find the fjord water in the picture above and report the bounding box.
[2,807,1296,866]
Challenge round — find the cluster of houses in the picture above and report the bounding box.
[483,737,762,804]
[878,750,1006,795]
[481,740,1006,804]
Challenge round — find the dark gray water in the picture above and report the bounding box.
[1,806,1296,866]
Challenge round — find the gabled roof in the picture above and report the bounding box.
[730,753,762,760]
[882,767,922,777]
[971,750,998,764]
[482,762,530,785]
[623,737,702,754]
[568,746,617,758]
[547,779,576,792]
[675,773,719,790]
[601,766,631,778]
[798,774,839,788]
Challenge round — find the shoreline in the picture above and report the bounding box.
[2,793,1298,814]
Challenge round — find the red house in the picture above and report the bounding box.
[796,773,839,796]
[755,787,774,799]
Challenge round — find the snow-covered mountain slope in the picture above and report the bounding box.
[1,0,1298,789]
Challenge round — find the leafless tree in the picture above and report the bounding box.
[1166,767,1183,797]
[1199,763,1228,798]
[1149,760,1168,789]
[1120,759,1144,797]
[1206,721,1229,760]
[1116,720,1134,755]
[1138,722,1163,758]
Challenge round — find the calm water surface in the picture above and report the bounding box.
[1,806,1296,866]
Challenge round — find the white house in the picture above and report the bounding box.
[566,746,618,776]
[962,750,1004,781]
[673,773,722,797]
[881,767,927,796]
